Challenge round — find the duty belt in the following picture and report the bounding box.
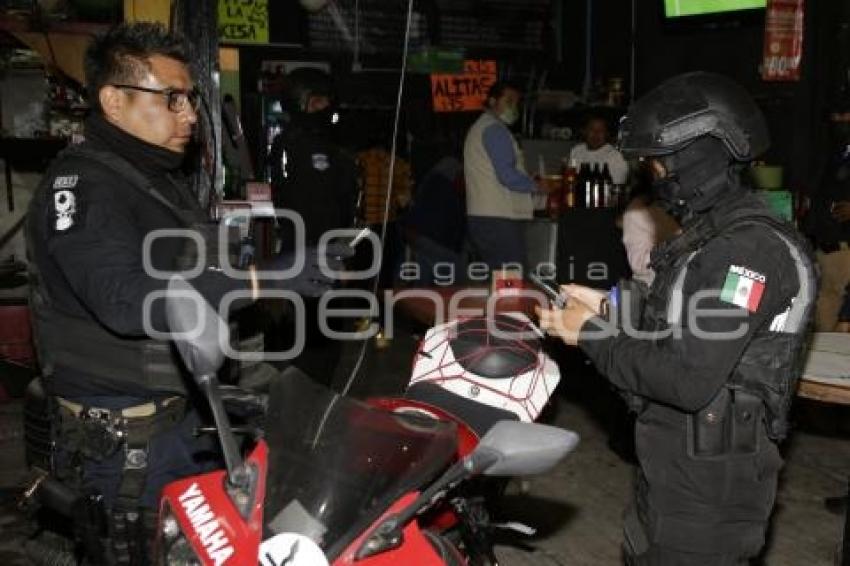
[56,396,186,462]
[57,396,184,420]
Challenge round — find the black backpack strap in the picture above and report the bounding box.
[63,144,201,226]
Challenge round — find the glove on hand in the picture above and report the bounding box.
[257,243,354,297]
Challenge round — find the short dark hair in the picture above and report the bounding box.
[85,22,189,111]
[583,113,609,130]
[486,81,521,107]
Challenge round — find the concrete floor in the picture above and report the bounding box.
[0,327,847,565]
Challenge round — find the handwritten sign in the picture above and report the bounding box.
[219,0,269,44]
[431,60,497,113]
[761,0,804,82]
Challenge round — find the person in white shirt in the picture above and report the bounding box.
[569,115,629,184]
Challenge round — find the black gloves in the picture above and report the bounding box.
[256,243,354,297]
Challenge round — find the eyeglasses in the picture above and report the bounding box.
[112,84,200,113]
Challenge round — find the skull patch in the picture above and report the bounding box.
[53,190,77,231]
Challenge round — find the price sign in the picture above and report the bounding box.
[219,0,269,44]
[431,60,498,113]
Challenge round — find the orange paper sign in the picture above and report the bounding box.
[431,60,498,113]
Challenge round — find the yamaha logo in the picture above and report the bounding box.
[179,483,235,565]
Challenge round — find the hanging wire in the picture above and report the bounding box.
[340,0,415,396]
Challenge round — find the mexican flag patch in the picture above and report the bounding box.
[720,265,766,312]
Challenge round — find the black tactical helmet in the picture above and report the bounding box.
[282,67,333,115]
[619,72,769,162]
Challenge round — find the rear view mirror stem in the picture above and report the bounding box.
[197,373,250,489]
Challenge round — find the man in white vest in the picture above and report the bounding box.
[464,82,540,272]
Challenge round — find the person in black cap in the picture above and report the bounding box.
[538,72,817,565]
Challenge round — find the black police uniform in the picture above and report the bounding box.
[26,113,251,512]
[575,73,817,565]
[267,116,358,385]
[269,121,358,250]
[581,190,813,563]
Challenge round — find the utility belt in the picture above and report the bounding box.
[817,240,849,254]
[56,396,185,462]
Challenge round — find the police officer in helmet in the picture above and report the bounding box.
[269,67,358,251]
[26,23,344,564]
[538,72,817,564]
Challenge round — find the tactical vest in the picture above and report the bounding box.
[625,196,816,442]
[28,144,235,396]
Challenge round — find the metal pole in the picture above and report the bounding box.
[172,0,222,211]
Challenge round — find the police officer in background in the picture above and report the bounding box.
[26,23,342,564]
[538,72,817,564]
[269,67,359,251]
[267,68,358,385]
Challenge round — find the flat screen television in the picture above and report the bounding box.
[664,0,766,18]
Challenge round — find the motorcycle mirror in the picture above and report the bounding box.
[470,421,579,477]
[166,276,251,491]
[166,276,228,379]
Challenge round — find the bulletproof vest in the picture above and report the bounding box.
[28,144,235,396]
[628,196,816,442]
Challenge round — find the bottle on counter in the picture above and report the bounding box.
[546,175,562,219]
[591,163,603,208]
[602,163,613,207]
[577,162,591,209]
[562,158,577,209]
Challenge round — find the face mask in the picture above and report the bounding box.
[498,106,519,126]
[295,108,334,132]
[651,174,691,222]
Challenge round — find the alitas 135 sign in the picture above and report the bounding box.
[431,60,498,113]
[761,0,804,82]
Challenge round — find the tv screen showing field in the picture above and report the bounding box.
[664,0,766,17]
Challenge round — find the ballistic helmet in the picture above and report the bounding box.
[282,67,333,116]
[619,72,769,161]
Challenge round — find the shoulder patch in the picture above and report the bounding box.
[720,265,766,312]
[49,188,83,234]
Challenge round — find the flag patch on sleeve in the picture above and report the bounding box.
[720,265,766,312]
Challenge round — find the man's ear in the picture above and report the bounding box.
[99,86,124,121]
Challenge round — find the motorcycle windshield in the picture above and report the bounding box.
[261,372,458,560]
